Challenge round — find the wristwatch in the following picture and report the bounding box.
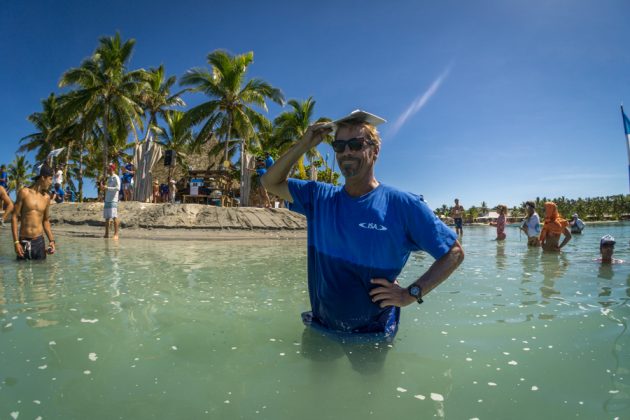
[407,284,424,304]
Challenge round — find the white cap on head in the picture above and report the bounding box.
[600,235,615,246]
[320,109,387,133]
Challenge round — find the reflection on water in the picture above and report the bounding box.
[0,224,629,419]
[540,252,569,300]
[300,328,391,375]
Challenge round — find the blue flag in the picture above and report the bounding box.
[622,107,630,192]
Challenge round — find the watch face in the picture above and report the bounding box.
[409,286,421,297]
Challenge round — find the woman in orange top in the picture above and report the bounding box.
[539,202,572,252]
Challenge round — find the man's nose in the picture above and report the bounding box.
[338,145,355,156]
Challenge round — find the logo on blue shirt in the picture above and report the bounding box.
[358,222,388,231]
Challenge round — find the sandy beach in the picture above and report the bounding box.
[49,202,307,240]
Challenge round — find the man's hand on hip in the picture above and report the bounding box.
[369,278,415,308]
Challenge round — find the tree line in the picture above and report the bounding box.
[434,195,630,222]
[10,32,336,203]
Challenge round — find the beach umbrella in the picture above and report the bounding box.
[133,134,163,202]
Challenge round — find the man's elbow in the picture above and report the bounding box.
[261,172,281,192]
[450,241,465,267]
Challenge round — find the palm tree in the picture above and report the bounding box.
[272,97,331,179]
[157,110,195,179]
[59,32,147,175]
[19,93,65,163]
[480,201,488,216]
[138,65,185,142]
[180,50,284,205]
[439,204,449,217]
[8,156,34,194]
[467,206,479,223]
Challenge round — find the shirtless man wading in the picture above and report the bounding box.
[450,198,464,236]
[11,164,56,260]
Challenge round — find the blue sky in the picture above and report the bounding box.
[2,0,630,209]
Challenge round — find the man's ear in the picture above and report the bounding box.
[373,145,380,161]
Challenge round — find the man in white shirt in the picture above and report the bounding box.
[520,201,541,247]
[52,166,64,187]
[569,213,585,234]
[103,163,121,240]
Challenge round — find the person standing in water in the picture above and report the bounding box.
[597,235,623,264]
[262,110,464,341]
[493,204,507,240]
[569,213,585,234]
[450,198,465,236]
[103,163,121,240]
[539,202,571,252]
[11,164,56,260]
[520,201,541,247]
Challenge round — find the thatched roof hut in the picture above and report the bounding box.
[151,138,223,185]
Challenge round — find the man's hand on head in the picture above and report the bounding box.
[369,278,416,308]
[301,123,332,150]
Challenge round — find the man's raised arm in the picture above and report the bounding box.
[262,123,332,202]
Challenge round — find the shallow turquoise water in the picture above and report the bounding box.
[0,223,629,419]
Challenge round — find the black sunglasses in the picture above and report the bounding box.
[331,137,375,153]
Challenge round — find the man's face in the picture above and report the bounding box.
[601,244,614,259]
[41,176,53,189]
[526,206,534,216]
[334,125,379,180]
[455,199,459,205]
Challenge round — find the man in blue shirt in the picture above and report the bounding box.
[0,164,8,218]
[0,164,7,189]
[122,162,134,201]
[263,110,464,343]
[52,183,65,203]
[64,186,76,203]
[264,152,274,169]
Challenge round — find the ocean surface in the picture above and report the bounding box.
[0,223,629,419]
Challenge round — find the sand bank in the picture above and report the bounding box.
[50,202,307,240]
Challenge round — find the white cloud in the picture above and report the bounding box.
[388,66,452,139]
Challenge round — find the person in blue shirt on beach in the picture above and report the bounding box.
[264,152,274,169]
[0,164,8,218]
[0,164,8,189]
[64,186,75,202]
[254,157,271,207]
[263,111,464,345]
[52,183,65,203]
[122,162,134,201]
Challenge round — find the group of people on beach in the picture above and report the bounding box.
[450,199,620,264]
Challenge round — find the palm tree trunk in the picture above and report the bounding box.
[63,140,73,188]
[78,130,85,202]
[224,116,232,164]
[240,138,247,206]
[103,103,111,175]
[143,114,156,142]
